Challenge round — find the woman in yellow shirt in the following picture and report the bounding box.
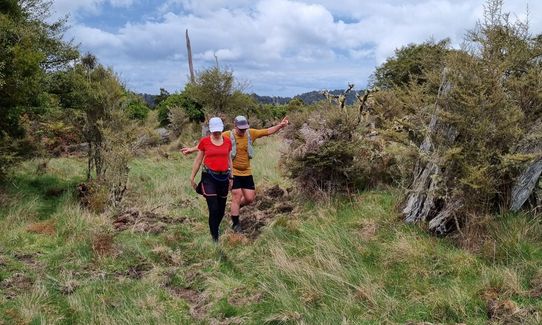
[182,115,288,232]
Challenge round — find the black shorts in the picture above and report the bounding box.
[196,172,229,198]
[232,175,255,190]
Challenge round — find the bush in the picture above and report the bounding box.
[281,103,398,198]
[167,106,189,138]
[156,93,203,126]
[126,101,149,120]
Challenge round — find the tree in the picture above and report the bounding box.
[0,0,78,178]
[372,39,451,89]
[124,93,150,121]
[184,66,256,119]
[400,0,542,234]
[156,92,204,126]
[52,55,136,208]
[154,88,170,107]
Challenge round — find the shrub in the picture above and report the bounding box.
[126,101,149,120]
[167,106,189,138]
[156,93,203,126]
[281,102,398,198]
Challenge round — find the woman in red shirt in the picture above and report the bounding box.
[189,117,233,242]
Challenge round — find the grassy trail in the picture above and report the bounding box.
[1,137,541,324]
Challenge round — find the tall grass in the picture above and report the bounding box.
[1,137,541,324]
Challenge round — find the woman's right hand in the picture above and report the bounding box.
[190,178,197,190]
[181,147,192,155]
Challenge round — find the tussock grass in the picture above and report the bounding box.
[1,137,541,324]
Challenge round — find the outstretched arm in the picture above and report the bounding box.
[181,146,198,155]
[266,116,289,136]
[189,150,204,189]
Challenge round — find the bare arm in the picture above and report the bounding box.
[181,146,198,155]
[266,116,289,136]
[228,154,234,190]
[189,150,204,189]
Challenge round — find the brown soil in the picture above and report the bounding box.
[169,287,208,319]
[236,185,295,240]
[163,265,211,319]
[91,233,115,256]
[358,220,378,241]
[26,220,56,236]
[528,273,542,298]
[1,273,34,299]
[482,288,537,323]
[122,263,153,279]
[112,208,186,234]
[13,252,41,268]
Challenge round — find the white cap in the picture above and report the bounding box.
[208,117,224,132]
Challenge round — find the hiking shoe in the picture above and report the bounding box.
[232,223,242,233]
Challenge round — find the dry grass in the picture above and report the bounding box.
[2,138,541,324]
[26,220,56,235]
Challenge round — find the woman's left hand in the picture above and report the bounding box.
[228,178,233,191]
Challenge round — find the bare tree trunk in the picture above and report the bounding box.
[510,157,542,212]
[510,119,542,212]
[321,83,354,109]
[186,29,195,83]
[401,68,462,234]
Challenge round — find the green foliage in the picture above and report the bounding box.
[1,151,541,323]
[153,88,170,107]
[167,107,189,138]
[156,92,203,126]
[286,97,304,111]
[372,39,451,89]
[370,0,542,224]
[184,66,256,119]
[0,0,78,178]
[282,103,394,197]
[125,94,150,121]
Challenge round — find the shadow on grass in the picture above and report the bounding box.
[3,173,83,220]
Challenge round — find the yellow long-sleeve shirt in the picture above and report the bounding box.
[222,128,268,176]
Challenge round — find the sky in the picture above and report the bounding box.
[50,0,541,97]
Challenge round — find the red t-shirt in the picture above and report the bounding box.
[197,136,232,172]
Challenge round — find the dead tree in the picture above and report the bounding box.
[510,119,542,212]
[355,87,379,127]
[401,68,462,234]
[185,29,195,83]
[321,83,355,109]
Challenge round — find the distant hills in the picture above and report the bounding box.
[138,89,361,107]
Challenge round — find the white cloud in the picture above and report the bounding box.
[55,0,542,95]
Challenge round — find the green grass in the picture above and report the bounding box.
[1,137,541,324]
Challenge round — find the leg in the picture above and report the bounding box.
[230,189,242,231]
[230,189,243,216]
[214,180,229,234]
[240,188,256,207]
[230,175,255,232]
[205,195,220,241]
[217,195,227,226]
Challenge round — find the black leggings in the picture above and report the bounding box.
[199,172,230,241]
[206,195,228,241]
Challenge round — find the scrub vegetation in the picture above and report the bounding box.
[1,0,541,324]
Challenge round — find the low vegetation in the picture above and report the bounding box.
[1,137,541,324]
[1,0,541,323]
